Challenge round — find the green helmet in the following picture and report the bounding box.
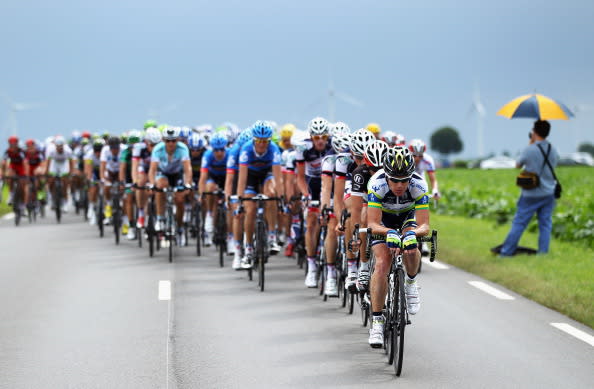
[128,130,142,144]
[157,124,168,133]
[144,119,158,130]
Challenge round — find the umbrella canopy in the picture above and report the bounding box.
[497,93,574,120]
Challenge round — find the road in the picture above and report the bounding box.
[1,212,593,388]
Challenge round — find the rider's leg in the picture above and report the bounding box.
[370,243,391,314]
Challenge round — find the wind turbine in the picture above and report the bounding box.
[0,93,38,137]
[147,102,179,123]
[468,84,486,158]
[302,73,364,123]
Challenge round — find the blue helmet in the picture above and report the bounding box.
[210,133,228,149]
[179,126,191,140]
[236,128,253,147]
[252,121,273,139]
[188,133,206,150]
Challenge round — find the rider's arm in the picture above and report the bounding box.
[272,164,283,198]
[412,207,430,237]
[283,171,294,201]
[183,160,192,186]
[198,167,207,194]
[84,160,93,181]
[148,161,157,186]
[296,162,308,197]
[224,170,234,199]
[333,178,346,226]
[99,161,106,183]
[118,161,126,183]
[236,164,248,198]
[320,173,332,210]
[350,194,363,226]
[131,158,139,184]
[427,170,439,197]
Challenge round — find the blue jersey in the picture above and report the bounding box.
[201,148,228,176]
[239,141,281,173]
[151,141,190,175]
[226,143,242,172]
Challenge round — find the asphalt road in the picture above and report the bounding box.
[1,212,593,389]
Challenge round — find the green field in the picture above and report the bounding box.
[431,166,594,328]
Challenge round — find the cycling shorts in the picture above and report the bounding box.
[49,160,70,177]
[8,163,26,177]
[306,176,321,202]
[206,173,225,189]
[371,208,417,246]
[245,169,273,195]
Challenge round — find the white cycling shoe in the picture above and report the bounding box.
[404,279,421,315]
[368,315,385,348]
[232,252,242,270]
[324,276,339,297]
[305,269,317,288]
[227,239,235,255]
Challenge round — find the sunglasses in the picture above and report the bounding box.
[254,138,270,144]
[387,176,410,183]
[213,148,225,152]
[165,139,177,143]
[312,135,328,141]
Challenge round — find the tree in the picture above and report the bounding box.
[578,142,594,157]
[430,126,463,156]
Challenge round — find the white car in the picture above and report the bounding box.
[480,155,516,169]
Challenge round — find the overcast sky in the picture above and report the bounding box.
[1,0,593,158]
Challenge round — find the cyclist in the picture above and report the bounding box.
[366,123,381,140]
[84,138,104,225]
[24,139,46,206]
[119,130,142,240]
[408,139,440,201]
[349,139,389,292]
[295,117,335,288]
[199,133,229,247]
[366,147,430,347]
[395,134,406,147]
[277,123,296,248]
[132,127,162,229]
[236,121,283,269]
[148,127,193,241]
[100,137,122,225]
[1,136,29,207]
[45,136,74,212]
[380,131,398,147]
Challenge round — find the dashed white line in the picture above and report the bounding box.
[551,323,594,347]
[159,280,171,301]
[421,257,449,269]
[468,281,515,300]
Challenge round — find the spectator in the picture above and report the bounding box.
[500,120,559,256]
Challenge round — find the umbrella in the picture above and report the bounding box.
[497,93,574,120]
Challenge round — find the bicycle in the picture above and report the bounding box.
[336,209,354,311]
[239,195,282,292]
[373,228,437,376]
[153,185,189,263]
[288,195,307,271]
[145,189,159,257]
[12,176,26,226]
[26,176,41,223]
[192,193,203,257]
[52,175,65,224]
[202,190,227,267]
[109,181,124,245]
[316,205,332,300]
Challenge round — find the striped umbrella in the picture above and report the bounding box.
[497,93,574,120]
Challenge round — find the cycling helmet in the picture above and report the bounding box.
[331,121,351,136]
[236,128,253,147]
[364,140,389,169]
[210,133,228,149]
[81,138,89,146]
[120,133,128,144]
[127,130,142,144]
[383,146,415,178]
[395,133,406,146]
[331,131,350,153]
[8,135,19,145]
[145,127,162,144]
[349,129,375,157]
[144,119,158,130]
[162,126,180,141]
[252,121,273,139]
[82,131,91,139]
[25,139,35,146]
[107,136,120,148]
[291,130,309,148]
[179,126,191,140]
[279,123,296,138]
[93,138,105,152]
[408,139,426,156]
[366,122,381,135]
[71,130,82,143]
[54,136,66,146]
[188,133,206,150]
[380,131,398,146]
[307,117,330,136]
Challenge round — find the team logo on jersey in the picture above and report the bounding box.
[354,175,364,184]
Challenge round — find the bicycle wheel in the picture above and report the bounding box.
[257,219,267,292]
[360,292,370,327]
[217,208,226,267]
[194,202,201,256]
[386,273,396,363]
[393,267,406,376]
[167,212,174,263]
[113,204,121,245]
[54,181,62,224]
[98,196,104,237]
[13,185,21,227]
[147,212,155,257]
[348,288,355,314]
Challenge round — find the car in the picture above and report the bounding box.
[480,155,517,169]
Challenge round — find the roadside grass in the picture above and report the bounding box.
[0,186,10,217]
[431,214,594,329]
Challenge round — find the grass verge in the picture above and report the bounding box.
[432,214,594,329]
[0,186,10,217]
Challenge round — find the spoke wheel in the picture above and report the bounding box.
[393,268,406,376]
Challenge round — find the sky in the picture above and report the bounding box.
[1,0,593,158]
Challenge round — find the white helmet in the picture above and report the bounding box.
[331,121,350,136]
[54,135,66,146]
[145,127,162,144]
[331,131,350,153]
[307,116,330,136]
[290,129,309,148]
[380,131,398,146]
[349,129,375,157]
[395,133,406,146]
[364,140,389,169]
[162,126,180,141]
[408,139,426,156]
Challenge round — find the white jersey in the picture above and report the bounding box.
[100,145,121,173]
[367,169,429,215]
[45,144,73,163]
[84,149,101,168]
[414,153,436,176]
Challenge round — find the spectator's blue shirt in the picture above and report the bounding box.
[151,141,190,175]
[517,140,559,197]
[239,141,281,172]
[201,148,228,176]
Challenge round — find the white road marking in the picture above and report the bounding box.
[551,323,594,347]
[468,281,515,300]
[421,257,449,269]
[159,280,171,301]
[2,213,15,220]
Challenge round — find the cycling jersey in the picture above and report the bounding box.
[321,154,338,177]
[119,146,133,183]
[367,170,429,215]
[225,143,242,173]
[25,149,44,174]
[46,145,74,176]
[132,142,152,173]
[281,148,295,174]
[84,149,101,180]
[295,140,334,178]
[239,141,281,173]
[100,146,121,173]
[151,141,190,175]
[201,149,228,177]
[3,148,26,176]
[351,164,374,199]
[334,153,356,180]
[414,153,436,175]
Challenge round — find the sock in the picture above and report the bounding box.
[327,264,336,278]
[372,312,383,317]
[347,260,358,273]
[406,273,417,281]
[138,208,144,217]
[122,215,129,226]
[235,240,242,250]
[360,261,370,271]
[307,256,316,269]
